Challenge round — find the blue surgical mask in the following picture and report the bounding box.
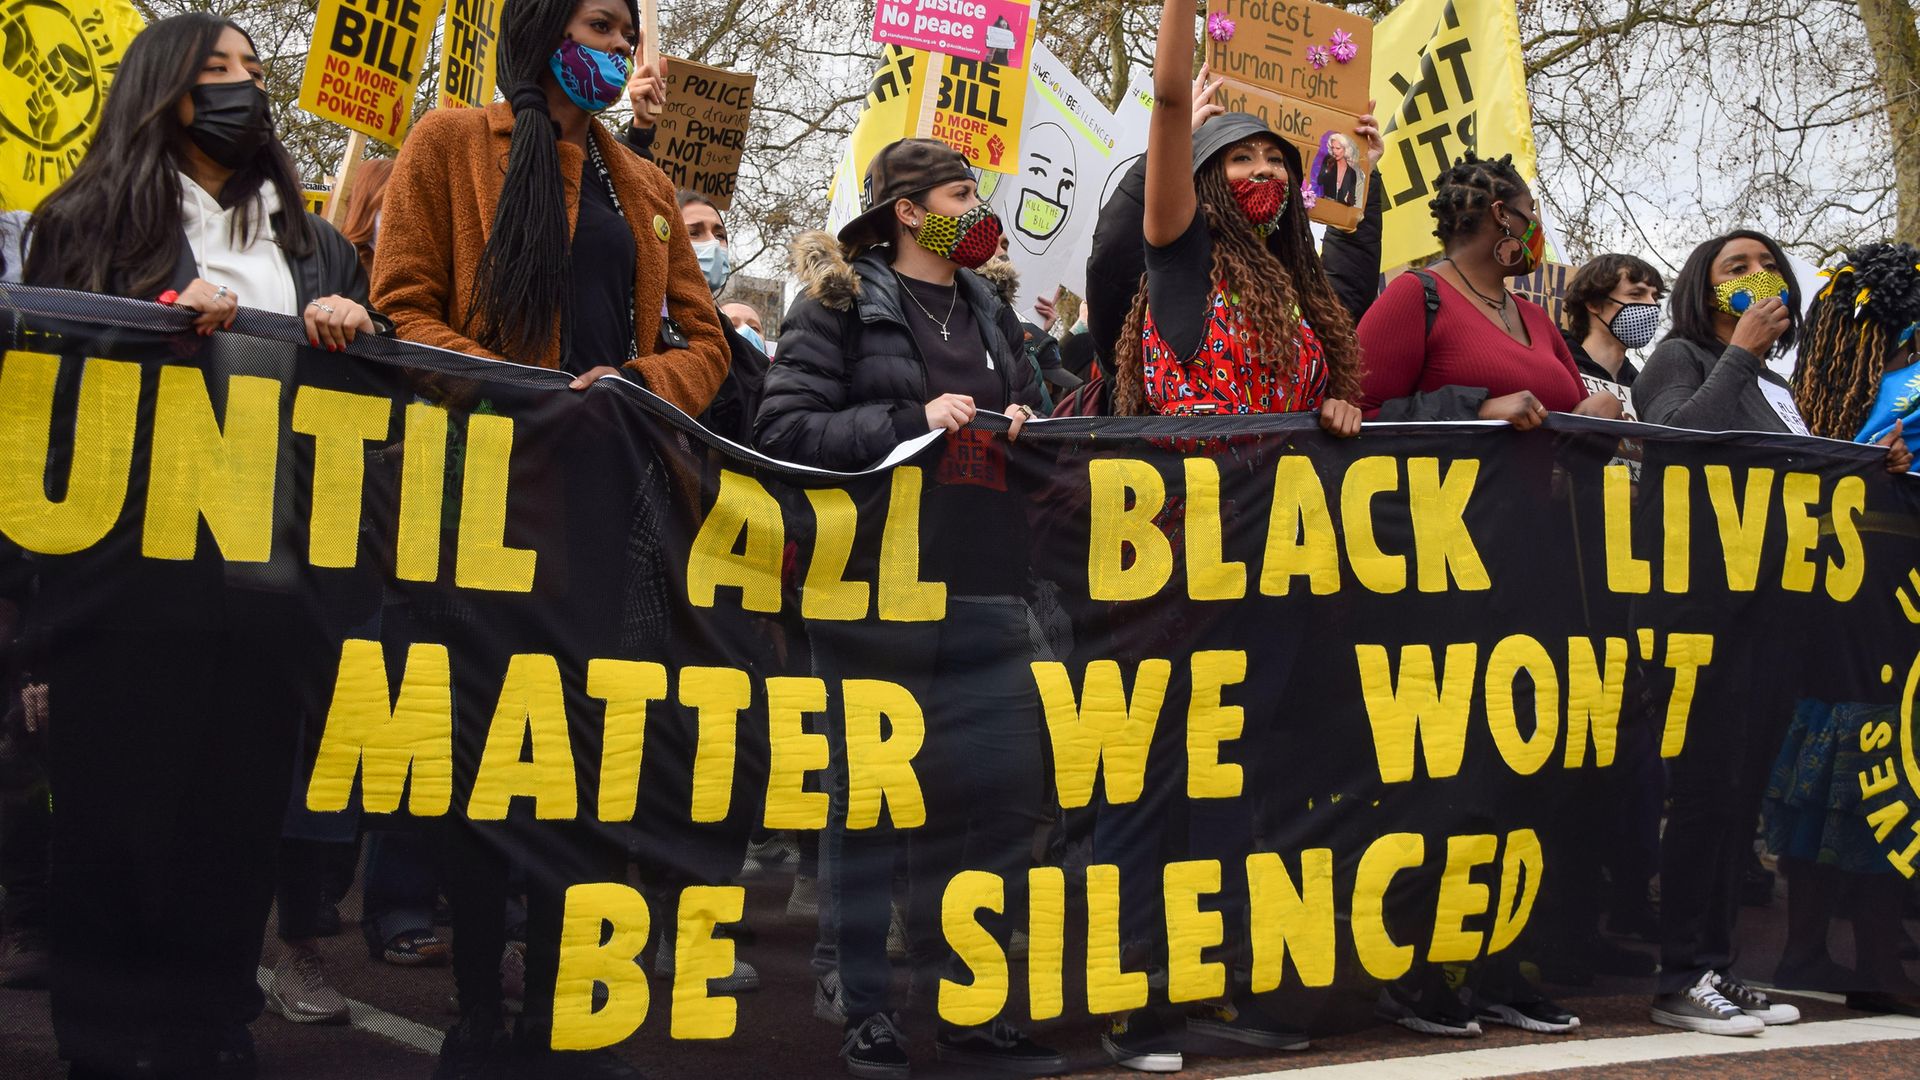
[693,238,730,294]
[738,324,765,354]
[548,39,629,113]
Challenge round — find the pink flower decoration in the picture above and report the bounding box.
[1307,45,1331,69]
[1329,28,1358,63]
[1300,182,1319,210]
[1207,13,1236,41]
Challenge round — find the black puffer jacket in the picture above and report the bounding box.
[755,232,1042,471]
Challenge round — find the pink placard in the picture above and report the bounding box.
[870,0,1030,67]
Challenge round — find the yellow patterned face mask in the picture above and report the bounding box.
[1714,270,1789,315]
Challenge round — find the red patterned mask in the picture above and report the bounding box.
[1228,178,1288,239]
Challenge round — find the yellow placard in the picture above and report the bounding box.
[1369,0,1540,269]
[436,0,500,109]
[303,189,332,216]
[299,0,446,144]
[921,51,1031,174]
[0,0,145,210]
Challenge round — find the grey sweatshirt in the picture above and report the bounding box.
[1632,336,1791,433]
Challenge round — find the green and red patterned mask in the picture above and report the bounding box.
[910,203,1004,269]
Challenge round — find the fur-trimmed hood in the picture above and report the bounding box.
[790,229,1022,313]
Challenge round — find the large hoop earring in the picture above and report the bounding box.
[1492,231,1526,270]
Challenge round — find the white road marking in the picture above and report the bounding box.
[1227,1014,1920,1078]
[258,966,442,1055]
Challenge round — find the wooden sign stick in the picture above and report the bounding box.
[914,50,943,137]
[326,130,367,228]
[642,0,660,68]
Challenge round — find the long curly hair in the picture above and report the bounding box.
[1792,242,1920,440]
[1111,156,1361,416]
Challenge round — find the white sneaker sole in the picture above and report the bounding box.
[1391,1016,1482,1037]
[1100,1037,1182,1073]
[268,993,349,1025]
[1649,1008,1765,1036]
[1744,1004,1801,1025]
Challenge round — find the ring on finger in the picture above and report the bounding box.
[318,303,335,315]
[213,284,229,300]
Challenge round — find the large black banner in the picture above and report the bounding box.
[5,286,1920,1069]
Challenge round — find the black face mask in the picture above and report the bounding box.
[185,81,274,169]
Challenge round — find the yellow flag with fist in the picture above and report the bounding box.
[0,0,145,210]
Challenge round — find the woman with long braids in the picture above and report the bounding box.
[373,0,726,406]
[1793,241,1920,466]
[374,2,722,1077]
[1109,0,1370,428]
[1356,154,1622,424]
[23,14,376,1077]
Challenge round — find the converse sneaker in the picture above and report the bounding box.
[1650,972,1765,1035]
[1101,1008,1184,1072]
[1187,993,1309,1050]
[815,970,849,1024]
[1376,980,1481,1037]
[654,932,761,992]
[268,947,350,1024]
[1712,971,1800,1025]
[842,1012,910,1079]
[934,1018,1066,1075]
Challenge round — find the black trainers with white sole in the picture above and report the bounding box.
[934,1019,1066,1075]
[1650,972,1765,1036]
[1187,994,1309,1050]
[1101,1008,1184,1073]
[1472,990,1581,1034]
[842,1012,911,1079]
[1376,982,1481,1037]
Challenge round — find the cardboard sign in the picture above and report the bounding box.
[1206,0,1372,115]
[1214,79,1367,231]
[871,0,1031,67]
[1206,0,1372,231]
[299,0,445,145]
[436,0,500,109]
[1510,259,1573,330]
[0,0,145,210]
[654,57,755,211]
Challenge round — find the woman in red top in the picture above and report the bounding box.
[1110,0,1370,435]
[1356,153,1621,424]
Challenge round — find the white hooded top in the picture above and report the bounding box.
[177,171,299,316]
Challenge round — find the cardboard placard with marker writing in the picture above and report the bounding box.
[1206,0,1373,230]
[653,57,755,211]
[299,0,445,145]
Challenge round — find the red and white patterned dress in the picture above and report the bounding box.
[1141,286,1328,415]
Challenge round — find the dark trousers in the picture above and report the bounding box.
[46,617,305,1071]
[814,599,1047,1023]
[0,775,51,933]
[361,825,441,948]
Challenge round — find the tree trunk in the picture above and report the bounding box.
[1106,0,1130,111]
[1856,0,1920,239]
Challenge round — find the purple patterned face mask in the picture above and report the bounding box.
[548,39,629,113]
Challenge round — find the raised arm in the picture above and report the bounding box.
[1145,0,1200,247]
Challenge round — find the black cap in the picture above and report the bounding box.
[1190,112,1302,180]
[838,139,977,250]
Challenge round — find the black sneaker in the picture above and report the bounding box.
[1101,1008,1184,1072]
[1470,987,1581,1034]
[842,1012,910,1079]
[935,1019,1066,1075]
[1376,980,1480,1037]
[432,1010,509,1080]
[1187,993,1309,1050]
[1711,971,1800,1025]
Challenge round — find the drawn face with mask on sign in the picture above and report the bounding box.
[1006,121,1077,256]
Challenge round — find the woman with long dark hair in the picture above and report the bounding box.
[27,15,372,348]
[372,0,726,406]
[1109,0,1368,428]
[22,13,375,1078]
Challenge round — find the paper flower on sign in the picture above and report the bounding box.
[1207,13,1236,41]
[1307,45,1331,69]
[1300,181,1319,210]
[1329,28,1358,63]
